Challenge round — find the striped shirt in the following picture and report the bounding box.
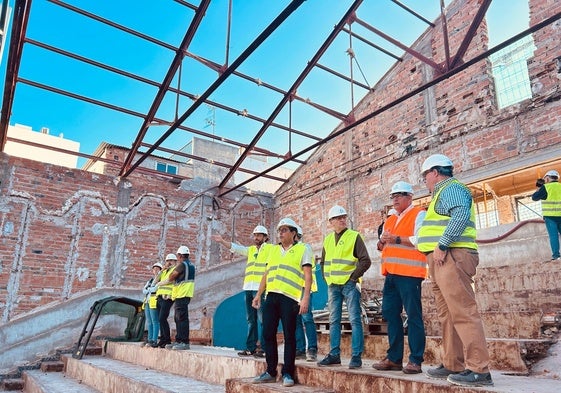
[431,177,474,248]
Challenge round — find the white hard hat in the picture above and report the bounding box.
[176,246,190,255]
[165,253,177,261]
[545,170,559,178]
[328,205,347,220]
[387,208,398,216]
[277,217,298,231]
[252,225,269,236]
[152,262,163,269]
[421,154,453,173]
[390,181,414,195]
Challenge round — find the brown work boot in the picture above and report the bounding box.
[403,361,422,374]
[372,357,403,371]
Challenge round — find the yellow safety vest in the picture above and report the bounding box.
[266,243,307,302]
[155,267,174,297]
[542,182,561,217]
[243,243,271,287]
[418,180,477,252]
[323,229,360,285]
[172,261,195,300]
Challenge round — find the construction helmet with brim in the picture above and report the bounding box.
[165,253,177,261]
[545,170,559,178]
[328,205,347,220]
[176,246,190,255]
[253,225,269,236]
[390,181,414,195]
[421,154,453,173]
[277,217,298,231]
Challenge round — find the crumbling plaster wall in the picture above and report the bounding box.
[274,0,561,338]
[0,153,274,323]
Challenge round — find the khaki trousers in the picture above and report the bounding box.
[427,248,490,373]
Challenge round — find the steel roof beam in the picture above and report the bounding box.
[121,0,307,178]
[390,0,435,27]
[0,0,31,151]
[140,143,289,183]
[315,62,371,91]
[449,0,493,69]
[218,0,364,191]
[120,0,211,176]
[352,14,446,74]
[218,12,561,197]
[341,27,402,62]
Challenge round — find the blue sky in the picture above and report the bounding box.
[0,1,529,168]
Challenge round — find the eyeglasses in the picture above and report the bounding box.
[278,227,292,233]
[422,169,434,183]
[390,192,409,199]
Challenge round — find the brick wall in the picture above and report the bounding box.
[0,154,273,322]
[275,0,561,255]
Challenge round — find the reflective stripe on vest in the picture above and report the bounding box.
[266,243,307,302]
[418,180,477,252]
[243,243,271,286]
[323,229,359,285]
[172,261,196,300]
[381,206,427,279]
[542,182,561,217]
[155,268,174,296]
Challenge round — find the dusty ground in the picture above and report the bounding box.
[530,335,561,380]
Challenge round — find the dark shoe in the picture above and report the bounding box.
[373,357,402,371]
[252,371,276,384]
[306,348,317,362]
[295,350,307,360]
[403,362,422,374]
[426,364,460,379]
[348,355,362,369]
[237,349,254,356]
[317,354,341,366]
[157,340,171,348]
[253,349,265,358]
[447,370,493,387]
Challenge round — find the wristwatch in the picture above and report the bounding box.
[395,236,401,244]
[438,243,448,251]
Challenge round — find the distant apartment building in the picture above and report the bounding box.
[84,137,293,194]
[5,123,80,168]
[81,142,192,179]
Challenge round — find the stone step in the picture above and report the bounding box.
[63,354,224,393]
[22,369,102,393]
[318,334,553,373]
[226,378,335,392]
[103,341,561,393]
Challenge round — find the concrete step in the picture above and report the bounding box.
[318,334,553,373]
[226,378,335,392]
[103,341,561,393]
[63,354,224,393]
[22,369,102,393]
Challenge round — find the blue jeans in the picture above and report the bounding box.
[381,273,425,365]
[328,280,363,358]
[296,292,317,352]
[244,290,264,352]
[144,304,160,342]
[262,292,299,378]
[545,216,561,259]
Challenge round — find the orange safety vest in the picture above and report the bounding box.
[381,206,427,279]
